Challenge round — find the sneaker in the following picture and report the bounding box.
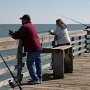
[28,79,42,84]
[39,80,42,84]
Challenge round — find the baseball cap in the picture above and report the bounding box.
[20,14,31,20]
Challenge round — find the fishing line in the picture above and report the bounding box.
[59,15,88,27]
[0,54,23,90]
[0,24,10,30]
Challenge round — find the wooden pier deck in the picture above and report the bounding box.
[10,52,90,90]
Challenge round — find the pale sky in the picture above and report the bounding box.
[0,0,90,24]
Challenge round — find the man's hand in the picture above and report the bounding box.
[9,30,16,36]
[85,26,90,29]
[48,30,55,35]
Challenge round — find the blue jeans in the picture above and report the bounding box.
[27,51,42,80]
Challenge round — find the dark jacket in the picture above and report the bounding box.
[11,23,42,52]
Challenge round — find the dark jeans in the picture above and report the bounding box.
[26,51,42,81]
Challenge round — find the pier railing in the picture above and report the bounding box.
[0,30,90,88]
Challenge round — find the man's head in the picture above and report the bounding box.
[20,14,31,24]
[20,14,31,20]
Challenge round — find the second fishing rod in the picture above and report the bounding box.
[59,15,89,28]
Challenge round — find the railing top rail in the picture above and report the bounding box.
[0,30,88,43]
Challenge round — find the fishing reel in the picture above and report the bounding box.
[8,80,15,89]
[85,26,90,31]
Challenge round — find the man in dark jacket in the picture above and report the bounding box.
[9,14,42,84]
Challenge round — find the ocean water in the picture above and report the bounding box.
[0,24,89,90]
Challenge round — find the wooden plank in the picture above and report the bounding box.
[0,44,18,50]
[17,40,23,83]
[42,45,72,53]
[64,47,73,73]
[39,33,54,43]
[0,66,15,75]
[0,55,16,63]
[52,49,64,78]
[0,41,18,46]
[15,63,25,70]
[0,37,15,42]
[17,53,26,58]
[71,39,86,44]
[78,36,82,55]
[69,30,87,37]
[52,45,72,50]
[41,54,51,61]
[69,47,73,71]
[73,49,86,56]
[73,44,86,50]
[42,47,53,53]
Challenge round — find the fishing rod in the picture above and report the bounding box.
[0,54,23,90]
[60,15,88,27]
